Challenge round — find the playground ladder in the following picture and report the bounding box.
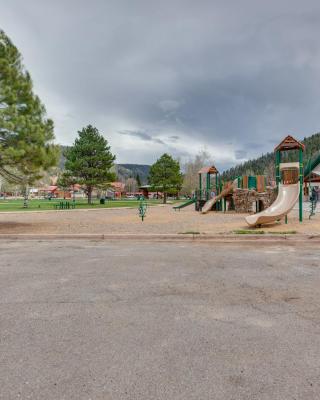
[309,198,317,219]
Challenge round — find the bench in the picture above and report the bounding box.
[54,201,75,210]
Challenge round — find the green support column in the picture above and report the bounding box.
[216,173,219,195]
[275,150,281,187]
[198,173,202,200]
[237,176,243,189]
[206,173,210,200]
[218,174,222,210]
[215,173,219,210]
[220,175,223,210]
[299,148,303,222]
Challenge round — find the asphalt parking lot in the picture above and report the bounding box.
[1,240,320,399]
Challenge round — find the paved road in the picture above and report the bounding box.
[1,240,320,399]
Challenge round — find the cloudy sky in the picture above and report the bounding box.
[1,1,320,169]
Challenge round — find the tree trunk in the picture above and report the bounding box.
[163,192,167,204]
[87,187,92,204]
[23,186,29,208]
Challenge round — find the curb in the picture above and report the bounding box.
[0,233,319,243]
[0,204,169,214]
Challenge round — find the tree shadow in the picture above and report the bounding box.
[0,221,35,233]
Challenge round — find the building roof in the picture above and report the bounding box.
[40,185,58,192]
[110,182,125,191]
[198,165,219,175]
[274,135,305,152]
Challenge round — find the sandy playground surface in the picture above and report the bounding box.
[0,203,320,235]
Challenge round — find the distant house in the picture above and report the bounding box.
[138,185,163,199]
[38,185,58,197]
[109,182,125,198]
[36,183,86,199]
[139,185,151,198]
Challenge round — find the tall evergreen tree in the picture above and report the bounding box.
[0,30,59,184]
[149,153,183,203]
[63,125,116,204]
[57,171,78,201]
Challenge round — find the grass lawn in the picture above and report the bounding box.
[0,198,173,212]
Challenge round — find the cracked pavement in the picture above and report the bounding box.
[0,240,320,399]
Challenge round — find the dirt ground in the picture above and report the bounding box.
[0,204,319,235]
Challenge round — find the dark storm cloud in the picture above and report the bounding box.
[1,0,320,167]
[118,130,154,142]
[118,129,165,145]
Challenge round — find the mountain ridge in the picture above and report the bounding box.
[59,146,150,184]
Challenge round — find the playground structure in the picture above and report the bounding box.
[174,134,320,227]
[304,151,320,218]
[173,165,222,211]
[246,135,304,226]
[174,164,276,215]
[195,166,222,212]
[201,180,233,214]
[195,165,276,215]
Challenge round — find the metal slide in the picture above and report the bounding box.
[173,198,196,210]
[245,183,300,227]
[201,184,234,214]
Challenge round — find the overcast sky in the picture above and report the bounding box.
[1,1,320,169]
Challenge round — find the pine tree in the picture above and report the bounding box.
[57,172,78,201]
[149,153,183,203]
[63,125,116,204]
[0,30,59,184]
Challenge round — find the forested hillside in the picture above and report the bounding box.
[222,133,320,180]
[59,146,150,184]
[115,164,150,184]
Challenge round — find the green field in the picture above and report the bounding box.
[0,198,169,212]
